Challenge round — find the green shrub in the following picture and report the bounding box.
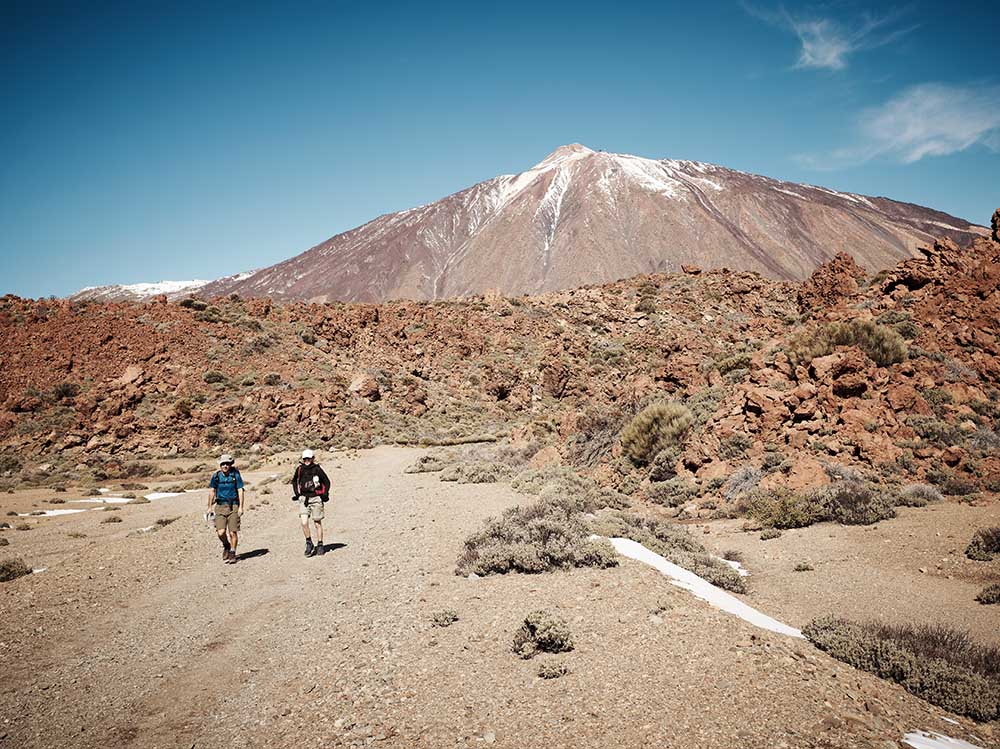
[760,528,782,540]
[0,454,21,474]
[789,319,908,367]
[718,432,753,460]
[590,511,746,593]
[906,415,964,446]
[52,381,80,400]
[927,469,977,496]
[0,558,31,582]
[803,616,1000,721]
[648,445,681,481]
[966,527,1000,562]
[635,296,656,314]
[512,611,574,659]
[620,401,693,467]
[203,371,225,384]
[101,516,123,524]
[976,584,1000,605]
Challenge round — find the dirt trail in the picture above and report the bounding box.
[1,447,996,748]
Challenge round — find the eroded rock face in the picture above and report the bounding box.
[797,253,866,315]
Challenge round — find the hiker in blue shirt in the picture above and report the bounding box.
[207,454,245,564]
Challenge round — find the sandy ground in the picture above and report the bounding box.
[1,446,997,748]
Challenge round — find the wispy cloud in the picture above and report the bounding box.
[745,4,916,71]
[801,83,1000,168]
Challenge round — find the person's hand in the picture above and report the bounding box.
[238,505,244,517]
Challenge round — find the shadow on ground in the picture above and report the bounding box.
[236,548,270,561]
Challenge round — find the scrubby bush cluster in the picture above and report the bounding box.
[976,584,1000,605]
[537,662,569,679]
[456,495,619,577]
[590,511,746,593]
[512,610,574,659]
[741,481,895,529]
[804,616,1000,721]
[0,558,31,582]
[895,483,943,507]
[966,527,1000,562]
[789,319,908,367]
[431,610,459,627]
[645,477,698,508]
[620,401,693,467]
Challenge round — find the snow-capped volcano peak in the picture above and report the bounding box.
[77,145,985,304]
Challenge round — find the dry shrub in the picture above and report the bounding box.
[816,482,896,525]
[537,662,569,679]
[431,610,459,627]
[0,558,31,582]
[591,510,746,593]
[100,516,123,524]
[620,401,693,467]
[718,432,753,460]
[512,611,574,659]
[789,319,908,367]
[645,477,698,508]
[724,465,762,501]
[976,584,1000,605]
[896,483,943,507]
[403,454,449,474]
[966,527,1000,562]
[742,488,825,529]
[456,494,620,577]
[760,528,782,540]
[804,616,1000,721]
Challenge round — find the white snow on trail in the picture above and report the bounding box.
[18,508,89,517]
[144,492,183,501]
[720,557,750,577]
[903,731,983,749]
[605,537,803,638]
[73,497,132,504]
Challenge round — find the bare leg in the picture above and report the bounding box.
[300,515,311,539]
[216,529,230,549]
[229,530,238,555]
[313,519,323,547]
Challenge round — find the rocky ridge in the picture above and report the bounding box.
[2,212,999,504]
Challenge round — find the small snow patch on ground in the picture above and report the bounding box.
[903,731,983,749]
[144,492,182,501]
[18,509,89,517]
[73,497,131,504]
[32,568,47,574]
[603,537,802,638]
[720,557,750,577]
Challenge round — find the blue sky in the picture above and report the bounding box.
[2,0,998,298]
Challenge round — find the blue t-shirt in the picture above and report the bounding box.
[210,469,244,502]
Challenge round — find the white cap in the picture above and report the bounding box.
[219,454,234,465]
[301,449,315,460]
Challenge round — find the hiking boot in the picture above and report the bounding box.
[304,539,314,557]
[222,547,230,562]
[228,550,238,564]
[316,543,326,556]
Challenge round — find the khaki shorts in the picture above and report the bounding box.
[215,503,241,532]
[298,496,324,521]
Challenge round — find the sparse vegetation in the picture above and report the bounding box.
[456,491,620,577]
[155,517,180,527]
[789,319,908,367]
[723,465,762,501]
[718,432,753,460]
[896,483,943,507]
[966,527,1000,562]
[620,401,693,467]
[742,481,894,529]
[0,558,31,582]
[591,511,747,593]
[815,482,896,526]
[512,611,574,659]
[645,477,697,508]
[203,370,225,384]
[976,584,1000,605]
[760,528,782,540]
[431,610,459,627]
[101,516,123,524]
[804,616,1000,721]
[537,662,569,679]
[743,488,824,529]
[793,561,813,572]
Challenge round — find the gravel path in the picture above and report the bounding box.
[1,447,995,748]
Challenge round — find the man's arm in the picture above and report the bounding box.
[237,486,246,515]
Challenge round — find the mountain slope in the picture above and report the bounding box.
[199,144,984,302]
